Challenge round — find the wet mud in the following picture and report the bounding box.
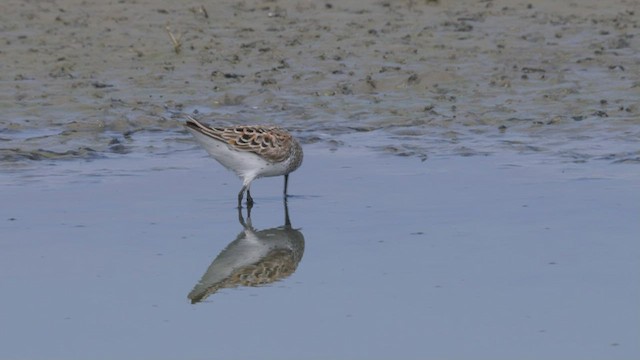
[1,0,638,164]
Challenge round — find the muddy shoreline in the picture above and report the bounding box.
[1,0,639,164]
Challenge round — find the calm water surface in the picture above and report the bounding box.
[1,146,638,360]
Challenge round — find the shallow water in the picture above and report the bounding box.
[1,0,639,358]
[1,147,639,359]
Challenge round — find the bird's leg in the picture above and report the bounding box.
[237,185,247,209]
[246,188,254,207]
[283,174,289,197]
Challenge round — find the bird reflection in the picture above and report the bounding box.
[188,201,305,304]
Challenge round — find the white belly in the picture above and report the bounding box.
[188,128,289,180]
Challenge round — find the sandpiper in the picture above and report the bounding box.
[185,116,303,207]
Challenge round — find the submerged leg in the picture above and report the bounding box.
[237,185,247,209]
[283,197,291,228]
[239,178,255,208]
[237,204,253,229]
[238,205,247,228]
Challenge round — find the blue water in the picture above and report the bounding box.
[1,146,638,359]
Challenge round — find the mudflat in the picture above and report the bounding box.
[1,0,638,162]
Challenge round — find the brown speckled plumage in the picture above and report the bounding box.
[185,116,303,207]
[186,120,296,163]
